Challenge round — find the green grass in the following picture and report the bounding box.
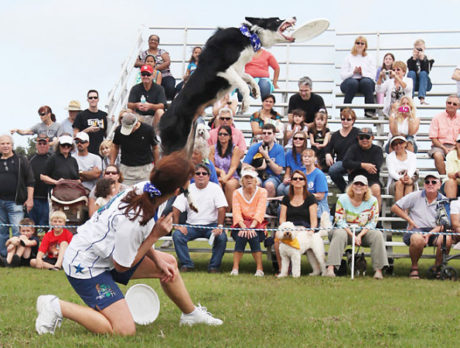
[1,251,460,347]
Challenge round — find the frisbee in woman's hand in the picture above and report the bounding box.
[125,284,160,325]
[292,19,330,42]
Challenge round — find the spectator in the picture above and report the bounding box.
[28,134,52,231]
[11,105,62,148]
[128,65,166,127]
[1,217,39,267]
[135,54,162,85]
[325,175,387,279]
[277,130,308,196]
[300,149,330,218]
[210,93,238,129]
[428,94,460,174]
[250,94,283,144]
[207,107,247,157]
[385,96,420,153]
[73,90,108,155]
[244,48,280,99]
[288,76,325,126]
[40,135,79,187]
[284,109,308,150]
[375,61,413,117]
[325,108,360,192]
[276,170,322,273]
[191,141,219,184]
[375,52,395,104]
[343,127,384,210]
[73,132,102,192]
[386,136,418,202]
[391,173,452,279]
[308,111,331,171]
[340,36,377,118]
[452,64,460,97]
[60,100,82,135]
[99,139,119,172]
[176,46,201,93]
[450,198,460,235]
[230,167,268,276]
[88,165,128,217]
[136,34,176,100]
[30,210,73,270]
[111,113,159,186]
[243,123,285,198]
[443,134,460,198]
[0,134,34,257]
[209,125,242,210]
[93,178,116,211]
[407,39,434,105]
[172,163,228,273]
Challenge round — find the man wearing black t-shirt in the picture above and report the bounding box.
[128,65,166,128]
[288,76,325,126]
[72,89,107,155]
[111,113,159,186]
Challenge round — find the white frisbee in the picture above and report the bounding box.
[292,19,330,42]
[125,284,160,325]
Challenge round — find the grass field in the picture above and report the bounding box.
[1,250,460,347]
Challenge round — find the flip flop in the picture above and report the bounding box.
[409,267,420,279]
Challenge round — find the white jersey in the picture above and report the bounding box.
[63,182,156,279]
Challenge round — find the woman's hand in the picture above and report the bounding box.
[153,252,176,283]
[152,213,174,240]
[355,234,362,246]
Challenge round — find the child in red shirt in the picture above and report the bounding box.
[30,211,73,271]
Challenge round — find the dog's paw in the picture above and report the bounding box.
[241,99,250,113]
[251,85,260,99]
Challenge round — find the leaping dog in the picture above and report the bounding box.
[159,16,297,155]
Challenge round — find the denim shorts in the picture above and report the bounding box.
[403,228,438,246]
[66,258,142,311]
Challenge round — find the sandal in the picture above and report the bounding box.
[409,267,420,279]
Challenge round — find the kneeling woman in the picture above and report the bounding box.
[35,153,222,336]
[325,175,388,279]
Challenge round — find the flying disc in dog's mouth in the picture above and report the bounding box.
[278,19,297,42]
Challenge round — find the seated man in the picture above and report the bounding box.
[343,127,383,209]
[127,64,166,127]
[391,173,453,279]
[428,94,460,175]
[172,164,228,273]
[243,123,285,197]
[443,134,460,198]
[287,76,325,126]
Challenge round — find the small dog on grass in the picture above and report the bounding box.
[276,222,326,277]
[345,249,367,276]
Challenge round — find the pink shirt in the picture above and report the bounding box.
[208,126,247,152]
[429,111,460,145]
[245,49,279,78]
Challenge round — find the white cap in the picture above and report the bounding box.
[240,168,258,178]
[75,131,89,142]
[352,175,368,186]
[58,135,73,145]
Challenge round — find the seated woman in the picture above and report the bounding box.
[176,46,202,93]
[325,175,388,279]
[375,53,395,104]
[385,96,420,153]
[209,125,242,210]
[275,170,325,275]
[375,60,413,118]
[443,136,460,198]
[407,39,434,105]
[277,130,308,196]
[230,167,268,277]
[284,109,308,150]
[386,136,418,202]
[135,54,162,85]
[340,36,376,118]
[244,48,280,100]
[250,94,283,144]
[34,153,222,336]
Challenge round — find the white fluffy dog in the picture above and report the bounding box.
[276,221,326,277]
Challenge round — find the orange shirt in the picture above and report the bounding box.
[232,186,267,225]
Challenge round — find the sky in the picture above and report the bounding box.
[1,0,459,148]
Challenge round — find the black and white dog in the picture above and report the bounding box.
[159,17,297,155]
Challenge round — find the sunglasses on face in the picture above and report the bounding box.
[75,140,88,144]
[88,96,98,100]
[195,171,208,176]
[424,180,438,185]
[392,141,404,146]
[105,171,118,175]
[218,132,229,136]
[60,144,72,148]
[341,118,353,122]
[291,177,305,181]
[141,72,152,77]
[447,101,459,106]
[262,132,273,135]
[355,41,365,45]
[293,137,305,141]
[358,135,371,140]
[39,112,47,116]
[220,117,231,121]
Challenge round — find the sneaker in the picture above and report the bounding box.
[364,111,377,119]
[10,254,21,267]
[230,269,239,276]
[180,304,223,326]
[35,295,62,335]
[419,99,429,105]
[160,240,173,249]
[254,270,264,277]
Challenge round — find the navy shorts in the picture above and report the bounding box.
[66,258,142,311]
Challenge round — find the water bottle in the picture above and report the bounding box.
[140,95,146,103]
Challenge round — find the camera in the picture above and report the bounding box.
[385,70,391,76]
[398,106,410,113]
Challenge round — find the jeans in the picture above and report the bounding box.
[172,223,227,270]
[161,75,177,100]
[256,78,273,100]
[276,182,289,196]
[328,161,347,193]
[0,199,24,257]
[407,70,432,99]
[340,77,375,112]
[27,198,49,230]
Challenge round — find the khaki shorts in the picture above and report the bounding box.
[428,144,455,159]
[120,163,154,186]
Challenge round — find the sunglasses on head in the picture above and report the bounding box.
[447,101,459,106]
[218,132,229,136]
[291,177,305,181]
[195,171,208,176]
[424,179,438,185]
[141,72,152,77]
[358,135,371,140]
[88,96,98,100]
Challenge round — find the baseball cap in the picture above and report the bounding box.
[120,113,138,136]
[66,100,81,111]
[58,135,73,145]
[424,173,441,180]
[352,175,368,186]
[75,132,89,143]
[36,133,49,142]
[358,127,374,136]
[140,65,154,74]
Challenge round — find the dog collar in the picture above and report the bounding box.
[239,25,261,52]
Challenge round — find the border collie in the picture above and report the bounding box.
[159,17,297,155]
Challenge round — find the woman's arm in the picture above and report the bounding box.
[156,52,171,71]
[388,115,399,136]
[386,154,401,181]
[340,55,353,80]
[10,129,33,135]
[309,203,318,229]
[40,174,58,186]
[222,146,242,181]
[250,119,263,136]
[407,117,420,136]
[279,204,287,224]
[156,71,162,85]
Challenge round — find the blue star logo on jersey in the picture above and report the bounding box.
[74,264,84,274]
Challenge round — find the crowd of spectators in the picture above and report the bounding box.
[2,33,460,280]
